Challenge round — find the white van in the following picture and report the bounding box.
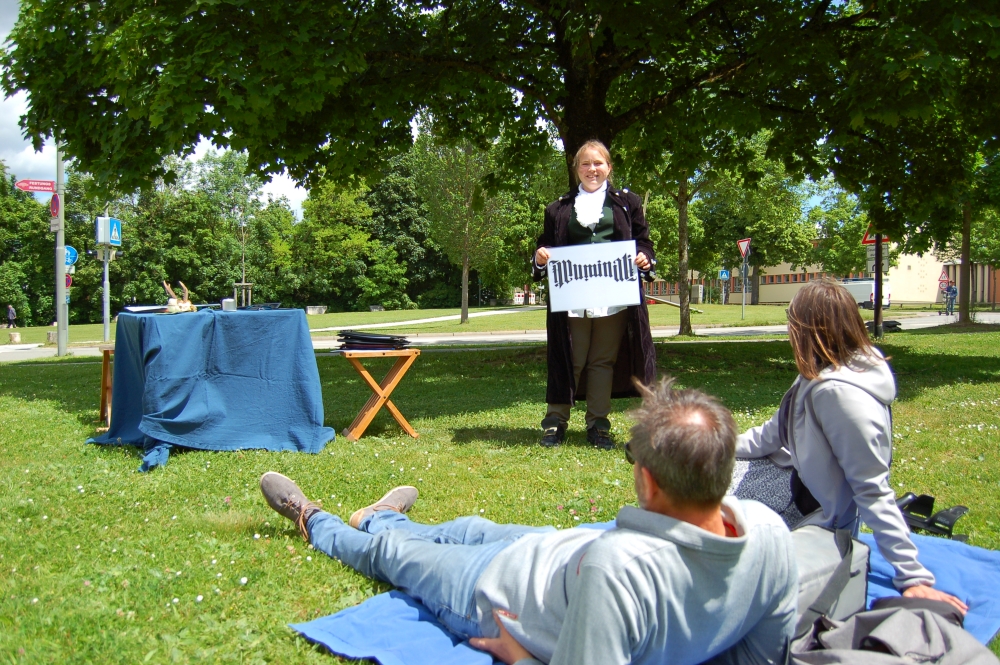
[840,280,890,309]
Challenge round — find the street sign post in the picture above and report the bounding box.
[719,269,730,281]
[736,238,751,319]
[938,269,950,293]
[50,193,60,218]
[65,246,78,266]
[66,274,72,288]
[866,244,889,273]
[14,179,56,193]
[861,226,891,245]
[54,142,68,355]
[95,210,122,341]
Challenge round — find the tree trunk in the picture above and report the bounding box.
[461,251,470,324]
[959,201,972,324]
[751,264,760,305]
[677,179,693,336]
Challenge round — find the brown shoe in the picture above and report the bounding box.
[259,472,322,541]
[349,486,419,529]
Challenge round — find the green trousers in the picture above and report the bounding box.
[542,310,627,431]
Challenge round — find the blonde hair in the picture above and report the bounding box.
[572,140,613,185]
[786,280,878,380]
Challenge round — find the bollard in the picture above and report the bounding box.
[47,331,58,344]
[9,332,21,344]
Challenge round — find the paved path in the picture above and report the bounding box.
[3,312,998,362]
[309,306,546,333]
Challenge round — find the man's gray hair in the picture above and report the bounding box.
[630,377,737,506]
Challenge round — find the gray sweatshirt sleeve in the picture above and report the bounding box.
[545,564,636,665]
[736,408,784,459]
[811,382,935,589]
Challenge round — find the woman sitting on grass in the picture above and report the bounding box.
[734,279,967,613]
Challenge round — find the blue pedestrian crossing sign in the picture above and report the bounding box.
[109,217,122,247]
[719,269,730,280]
[95,216,123,246]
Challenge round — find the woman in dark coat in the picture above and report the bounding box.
[532,140,656,449]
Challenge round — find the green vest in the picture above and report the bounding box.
[567,195,615,245]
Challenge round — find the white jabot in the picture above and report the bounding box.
[573,181,608,229]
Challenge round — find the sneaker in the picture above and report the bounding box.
[540,426,565,447]
[587,427,614,450]
[348,486,419,529]
[259,472,322,541]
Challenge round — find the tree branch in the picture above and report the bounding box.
[373,51,564,128]
[610,58,749,133]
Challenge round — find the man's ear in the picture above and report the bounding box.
[637,466,660,507]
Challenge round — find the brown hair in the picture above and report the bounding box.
[786,280,877,380]
[629,377,737,506]
[571,140,613,185]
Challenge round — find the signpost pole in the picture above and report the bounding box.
[741,259,747,320]
[873,234,884,338]
[55,141,67,356]
[103,205,111,343]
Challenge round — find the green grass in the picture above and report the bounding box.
[2,329,999,662]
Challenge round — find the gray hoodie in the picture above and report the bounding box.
[736,349,935,589]
[473,498,797,665]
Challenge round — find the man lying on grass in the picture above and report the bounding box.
[260,379,798,665]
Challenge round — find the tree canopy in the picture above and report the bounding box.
[5,0,985,194]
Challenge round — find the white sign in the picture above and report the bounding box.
[546,241,642,312]
[737,238,751,258]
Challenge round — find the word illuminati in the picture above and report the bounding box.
[549,253,637,289]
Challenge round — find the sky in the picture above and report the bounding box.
[0,1,309,217]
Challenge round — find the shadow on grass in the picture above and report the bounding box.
[902,323,1000,336]
[451,427,541,447]
[3,336,1000,437]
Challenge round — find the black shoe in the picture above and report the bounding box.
[540,426,565,447]
[587,427,614,450]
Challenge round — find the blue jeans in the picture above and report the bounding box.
[307,511,555,638]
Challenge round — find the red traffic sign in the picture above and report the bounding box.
[50,193,60,217]
[737,238,751,258]
[15,179,56,193]
[938,269,949,283]
[861,226,890,245]
[66,274,73,288]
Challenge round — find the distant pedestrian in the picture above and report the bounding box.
[6,304,15,329]
[945,280,958,316]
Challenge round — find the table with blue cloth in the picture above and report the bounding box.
[89,309,334,471]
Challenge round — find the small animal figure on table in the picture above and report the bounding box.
[163,281,196,313]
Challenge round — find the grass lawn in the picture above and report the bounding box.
[2,327,999,662]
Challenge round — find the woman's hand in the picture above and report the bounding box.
[634,252,651,271]
[469,610,534,665]
[534,247,551,267]
[902,583,969,614]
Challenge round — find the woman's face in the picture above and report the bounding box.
[576,149,611,192]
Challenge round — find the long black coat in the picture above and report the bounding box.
[532,186,657,405]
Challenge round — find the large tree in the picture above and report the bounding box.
[3,0,972,195]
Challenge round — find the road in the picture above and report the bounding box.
[4,311,996,362]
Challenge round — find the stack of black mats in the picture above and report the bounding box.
[337,330,410,350]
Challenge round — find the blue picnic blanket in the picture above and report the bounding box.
[291,528,1000,665]
[861,532,1000,645]
[89,309,334,471]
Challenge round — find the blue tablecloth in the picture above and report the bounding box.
[89,309,334,471]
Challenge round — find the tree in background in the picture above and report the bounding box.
[808,182,870,277]
[0,160,51,325]
[408,133,515,323]
[697,138,813,305]
[362,155,463,309]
